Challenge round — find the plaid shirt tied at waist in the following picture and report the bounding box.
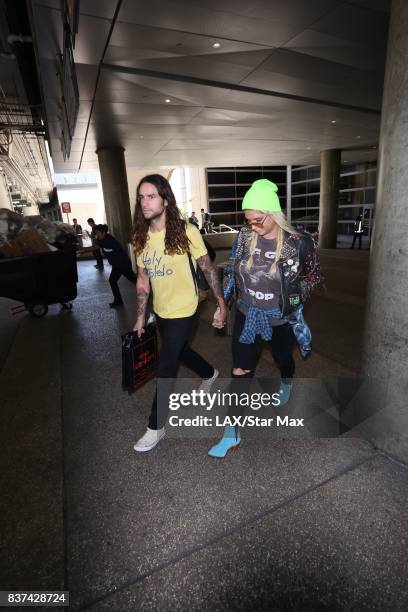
[238,300,312,358]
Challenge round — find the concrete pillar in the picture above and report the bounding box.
[318,149,341,248]
[97,147,132,248]
[360,0,408,463]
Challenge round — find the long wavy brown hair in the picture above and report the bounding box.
[132,174,189,255]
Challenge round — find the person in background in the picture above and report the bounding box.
[351,213,364,249]
[87,218,104,269]
[132,174,227,452]
[72,218,83,248]
[201,208,212,233]
[208,179,322,458]
[81,224,136,307]
[189,211,200,228]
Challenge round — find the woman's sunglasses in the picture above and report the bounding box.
[244,215,268,228]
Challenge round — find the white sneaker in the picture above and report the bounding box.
[198,368,219,393]
[133,427,165,452]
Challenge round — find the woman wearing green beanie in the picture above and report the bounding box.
[208,179,322,458]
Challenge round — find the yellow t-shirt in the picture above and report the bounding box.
[136,223,208,318]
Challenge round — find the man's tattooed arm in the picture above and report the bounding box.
[196,254,223,301]
[133,267,151,334]
[136,289,149,317]
[196,253,228,328]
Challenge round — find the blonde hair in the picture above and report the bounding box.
[246,211,301,275]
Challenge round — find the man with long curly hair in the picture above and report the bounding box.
[132,174,228,452]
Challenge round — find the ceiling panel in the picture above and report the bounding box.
[95,72,186,105]
[347,0,390,12]
[108,21,272,60]
[100,71,232,106]
[118,0,341,42]
[117,0,302,46]
[79,0,118,19]
[285,29,386,70]
[242,49,383,109]
[175,0,340,27]
[312,3,389,47]
[102,53,264,85]
[76,63,100,101]
[91,101,203,123]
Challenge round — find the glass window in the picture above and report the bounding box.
[338,206,361,221]
[209,200,237,213]
[236,184,250,198]
[364,189,375,205]
[338,222,355,236]
[307,194,320,207]
[212,213,238,227]
[263,171,286,183]
[208,185,236,200]
[292,196,308,209]
[292,210,308,221]
[207,171,235,185]
[292,169,308,182]
[235,170,263,183]
[292,183,307,196]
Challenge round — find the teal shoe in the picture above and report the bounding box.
[208,425,241,458]
[277,382,293,406]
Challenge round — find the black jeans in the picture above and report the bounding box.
[109,266,137,303]
[232,309,295,380]
[149,314,214,429]
[351,233,362,249]
[226,310,295,433]
[93,247,103,266]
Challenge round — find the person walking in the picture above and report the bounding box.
[132,174,227,452]
[189,211,200,228]
[351,213,364,249]
[82,224,136,307]
[87,218,104,269]
[72,218,83,248]
[201,208,213,233]
[208,179,322,458]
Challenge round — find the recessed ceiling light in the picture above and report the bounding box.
[331,120,336,124]
[306,147,311,150]
[356,135,361,139]
[212,42,221,48]
[165,98,171,103]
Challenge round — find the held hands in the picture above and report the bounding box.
[212,304,227,329]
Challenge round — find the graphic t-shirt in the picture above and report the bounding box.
[136,223,208,318]
[236,236,285,325]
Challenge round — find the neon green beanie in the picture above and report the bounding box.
[242,179,281,212]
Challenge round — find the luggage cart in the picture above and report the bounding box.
[0,249,78,317]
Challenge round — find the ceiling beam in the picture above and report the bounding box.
[100,62,382,116]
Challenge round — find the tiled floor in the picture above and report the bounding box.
[1,252,406,611]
